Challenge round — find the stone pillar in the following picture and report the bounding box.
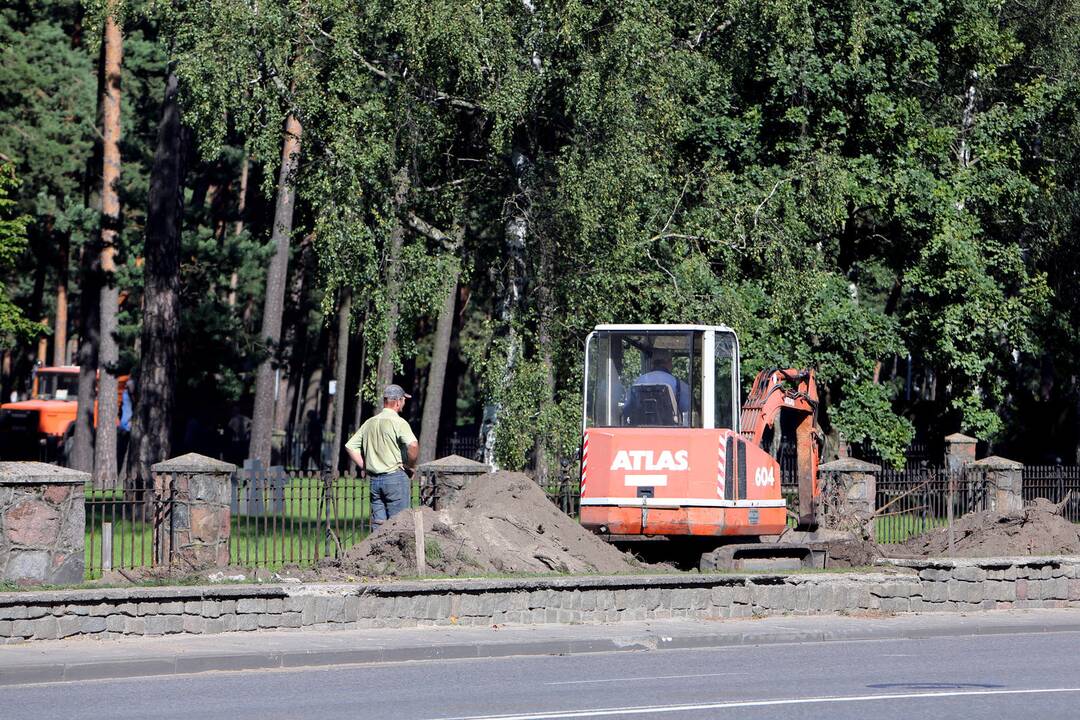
[151,453,236,569]
[416,454,490,510]
[971,455,1024,513]
[0,462,88,585]
[944,433,977,474]
[817,458,879,536]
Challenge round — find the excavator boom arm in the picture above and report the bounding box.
[739,368,823,527]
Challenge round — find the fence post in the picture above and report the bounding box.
[944,432,977,474]
[0,462,88,585]
[971,455,1024,513]
[416,454,490,510]
[816,458,879,538]
[151,453,236,569]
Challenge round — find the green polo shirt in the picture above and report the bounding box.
[345,408,417,475]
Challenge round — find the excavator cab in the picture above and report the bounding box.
[580,325,823,567]
[584,326,738,432]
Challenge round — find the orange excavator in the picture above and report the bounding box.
[578,325,826,569]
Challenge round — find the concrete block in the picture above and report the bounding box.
[89,603,114,617]
[874,581,919,599]
[951,566,987,583]
[106,615,125,632]
[343,596,361,621]
[989,581,1016,602]
[671,589,693,610]
[1043,578,1068,600]
[202,618,225,634]
[879,597,911,613]
[158,602,184,615]
[184,601,203,614]
[284,596,307,613]
[124,617,145,635]
[182,615,205,633]
[235,614,259,631]
[948,582,985,604]
[236,598,266,614]
[145,615,183,635]
[31,616,60,639]
[266,598,284,614]
[57,615,84,638]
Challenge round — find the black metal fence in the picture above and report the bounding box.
[84,456,1080,578]
[873,467,991,544]
[85,484,164,578]
[1022,465,1080,522]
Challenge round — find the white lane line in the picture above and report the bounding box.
[430,687,1080,720]
[545,672,746,686]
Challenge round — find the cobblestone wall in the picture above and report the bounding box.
[1,556,1078,642]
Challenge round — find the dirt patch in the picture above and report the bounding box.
[895,498,1080,558]
[328,471,643,578]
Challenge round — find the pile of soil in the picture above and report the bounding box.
[896,498,1080,558]
[331,471,643,578]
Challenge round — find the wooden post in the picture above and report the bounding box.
[102,522,113,571]
[947,475,955,556]
[413,508,426,576]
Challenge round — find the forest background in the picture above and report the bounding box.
[2,0,1080,487]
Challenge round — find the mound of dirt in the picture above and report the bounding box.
[331,471,642,577]
[896,498,1080,558]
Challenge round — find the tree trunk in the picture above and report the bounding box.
[274,233,312,434]
[353,303,370,430]
[956,70,977,211]
[130,68,184,486]
[375,166,410,390]
[249,112,303,466]
[227,155,249,308]
[481,147,531,468]
[330,287,352,476]
[72,240,100,473]
[53,234,68,366]
[534,232,555,486]
[94,16,122,487]
[419,270,459,465]
[36,317,49,365]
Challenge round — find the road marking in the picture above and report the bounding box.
[431,687,1080,720]
[545,672,746,686]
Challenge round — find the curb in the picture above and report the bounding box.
[5,614,1080,687]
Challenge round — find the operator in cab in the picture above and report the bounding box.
[624,348,690,424]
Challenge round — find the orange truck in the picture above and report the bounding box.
[0,366,127,463]
[579,324,825,570]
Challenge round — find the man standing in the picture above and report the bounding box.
[345,384,419,529]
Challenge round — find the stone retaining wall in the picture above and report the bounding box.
[2,556,1078,643]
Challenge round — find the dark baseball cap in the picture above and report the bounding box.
[383,384,412,400]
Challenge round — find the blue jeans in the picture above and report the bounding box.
[370,470,410,528]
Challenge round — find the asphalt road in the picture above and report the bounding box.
[3,628,1079,720]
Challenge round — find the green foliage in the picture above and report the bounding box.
[5,0,1080,468]
[0,164,36,345]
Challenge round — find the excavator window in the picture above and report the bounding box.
[584,330,700,428]
[715,333,736,429]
